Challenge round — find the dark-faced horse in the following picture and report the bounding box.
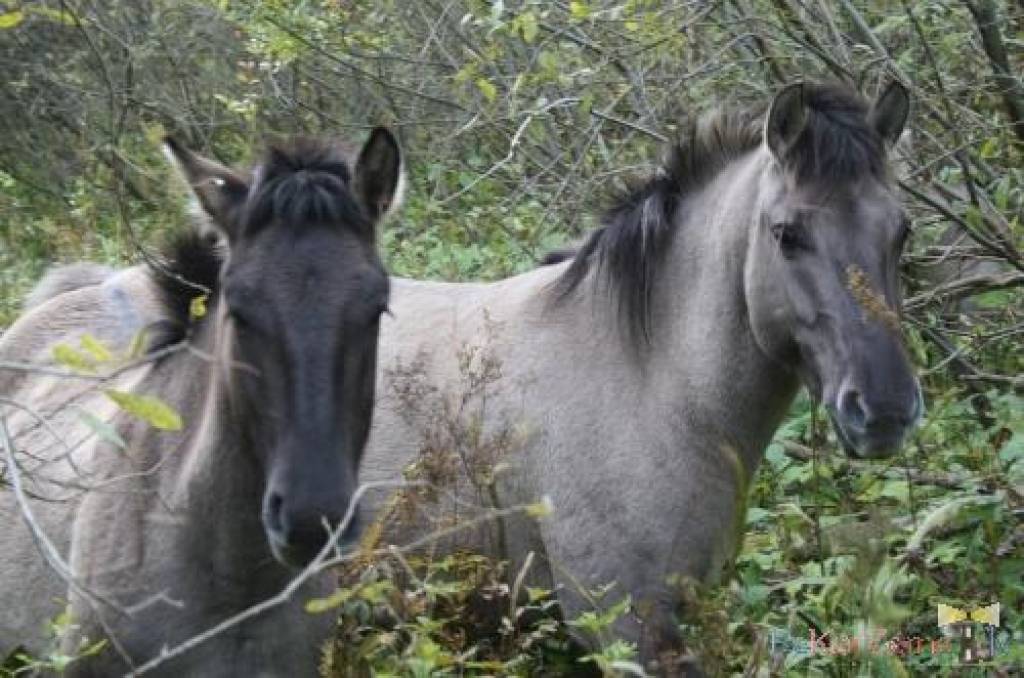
[0,129,402,675]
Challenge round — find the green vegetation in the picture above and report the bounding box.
[1,0,1021,675]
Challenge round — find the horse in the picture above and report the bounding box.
[21,263,116,312]
[0,129,403,676]
[360,82,922,673]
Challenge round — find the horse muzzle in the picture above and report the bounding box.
[829,381,924,459]
[262,490,363,568]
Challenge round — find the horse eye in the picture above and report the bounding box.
[771,222,805,253]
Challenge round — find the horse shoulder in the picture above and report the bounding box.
[0,267,163,658]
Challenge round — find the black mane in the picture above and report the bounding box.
[149,138,366,350]
[553,83,888,347]
[244,138,368,237]
[148,230,223,351]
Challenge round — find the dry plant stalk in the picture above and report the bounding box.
[846,264,901,334]
[358,316,524,564]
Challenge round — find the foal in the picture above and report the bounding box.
[0,130,402,676]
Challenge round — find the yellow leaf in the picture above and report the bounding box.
[52,344,95,374]
[0,11,25,29]
[104,390,183,431]
[525,496,554,518]
[127,327,150,359]
[189,294,208,321]
[305,587,354,614]
[526,586,552,602]
[79,334,113,363]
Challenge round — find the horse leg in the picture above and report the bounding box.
[538,451,740,676]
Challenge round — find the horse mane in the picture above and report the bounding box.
[148,137,368,350]
[243,137,369,237]
[148,230,224,351]
[553,82,888,346]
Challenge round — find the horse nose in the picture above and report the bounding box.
[264,490,360,565]
[837,383,918,432]
[834,380,922,458]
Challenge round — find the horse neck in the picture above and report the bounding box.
[650,150,799,474]
[162,305,273,573]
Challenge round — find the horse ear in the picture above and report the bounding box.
[868,80,911,146]
[162,137,248,237]
[353,127,404,225]
[765,83,808,163]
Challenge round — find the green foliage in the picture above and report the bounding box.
[317,553,581,676]
[723,388,1023,676]
[1,607,107,677]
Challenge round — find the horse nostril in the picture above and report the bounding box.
[837,387,868,429]
[265,492,285,534]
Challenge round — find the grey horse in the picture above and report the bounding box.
[0,130,402,675]
[360,82,922,673]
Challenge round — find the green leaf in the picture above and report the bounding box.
[569,1,590,20]
[518,11,538,43]
[607,659,647,676]
[537,50,559,78]
[49,653,74,672]
[568,596,631,633]
[0,10,25,29]
[80,638,108,658]
[979,137,999,159]
[476,77,497,102]
[1000,430,1024,467]
[973,289,1012,309]
[577,93,594,118]
[745,507,772,525]
[77,409,127,450]
[104,390,183,431]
